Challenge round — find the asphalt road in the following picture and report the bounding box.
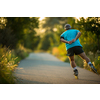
[14,53,100,84]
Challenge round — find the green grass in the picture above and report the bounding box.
[0,45,30,84]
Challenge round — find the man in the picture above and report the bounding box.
[60,24,97,76]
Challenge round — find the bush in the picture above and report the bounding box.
[0,46,18,83]
[51,45,68,62]
[15,44,30,59]
[94,55,100,73]
[0,45,30,83]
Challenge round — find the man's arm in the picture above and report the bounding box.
[72,32,81,42]
[60,32,81,44]
[60,38,73,44]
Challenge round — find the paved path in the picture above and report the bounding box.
[14,53,100,84]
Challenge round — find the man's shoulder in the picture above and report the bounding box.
[61,31,67,35]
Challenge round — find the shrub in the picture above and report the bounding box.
[94,55,100,73]
[0,45,30,83]
[0,46,18,83]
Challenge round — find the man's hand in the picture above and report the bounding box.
[72,39,76,43]
[68,41,73,44]
[60,38,76,44]
[68,39,76,44]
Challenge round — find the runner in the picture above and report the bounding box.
[60,24,98,78]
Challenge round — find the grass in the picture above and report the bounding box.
[0,45,31,84]
[0,46,17,83]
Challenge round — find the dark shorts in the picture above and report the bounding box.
[67,46,84,56]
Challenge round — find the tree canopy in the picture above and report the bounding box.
[0,17,39,49]
[77,17,100,51]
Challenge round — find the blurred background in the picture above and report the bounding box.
[0,17,100,83]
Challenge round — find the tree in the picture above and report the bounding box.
[77,17,100,51]
[0,17,39,49]
[37,33,51,51]
[23,30,40,50]
[42,17,68,33]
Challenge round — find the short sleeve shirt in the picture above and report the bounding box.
[60,29,82,50]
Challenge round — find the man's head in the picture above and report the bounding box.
[64,24,71,30]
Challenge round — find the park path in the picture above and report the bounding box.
[14,53,100,84]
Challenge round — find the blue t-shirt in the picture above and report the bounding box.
[60,29,82,50]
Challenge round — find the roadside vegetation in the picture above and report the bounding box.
[0,17,39,83]
[0,45,31,83]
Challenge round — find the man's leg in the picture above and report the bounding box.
[78,52,90,63]
[68,56,76,68]
[68,56,78,76]
[79,52,97,73]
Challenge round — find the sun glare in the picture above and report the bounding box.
[76,17,80,20]
[75,17,88,23]
[39,17,45,21]
[76,17,87,20]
